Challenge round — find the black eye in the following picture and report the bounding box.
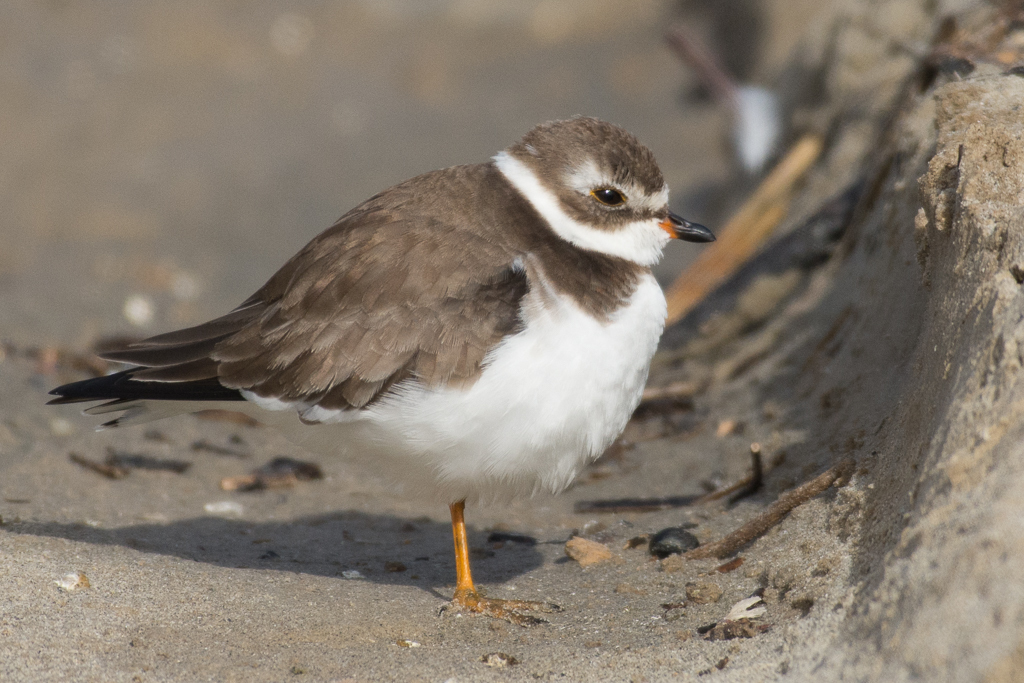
[590,188,626,206]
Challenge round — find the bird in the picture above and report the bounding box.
[49,116,715,625]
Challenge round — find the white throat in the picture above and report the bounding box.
[493,151,671,266]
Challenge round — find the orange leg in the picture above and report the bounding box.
[445,500,560,626]
[450,499,476,593]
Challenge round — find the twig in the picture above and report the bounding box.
[727,443,764,504]
[69,452,129,479]
[574,494,702,514]
[684,445,762,505]
[683,458,855,560]
[105,447,191,473]
[190,439,250,458]
[640,379,703,403]
[692,442,765,504]
[665,134,823,325]
[574,443,764,513]
[665,25,739,111]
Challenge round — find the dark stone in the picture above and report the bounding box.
[649,527,700,558]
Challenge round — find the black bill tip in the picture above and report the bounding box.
[664,211,715,243]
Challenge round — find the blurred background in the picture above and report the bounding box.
[0,0,824,348]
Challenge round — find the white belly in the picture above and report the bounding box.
[248,273,668,503]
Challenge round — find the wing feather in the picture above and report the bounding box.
[51,164,533,416]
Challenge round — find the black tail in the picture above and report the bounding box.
[48,371,244,405]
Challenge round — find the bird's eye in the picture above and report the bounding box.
[590,188,626,206]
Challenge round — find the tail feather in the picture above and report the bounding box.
[48,304,262,429]
[48,370,245,405]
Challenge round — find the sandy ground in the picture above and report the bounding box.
[5,1,1024,681]
[0,3,823,680]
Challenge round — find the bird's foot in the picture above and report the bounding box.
[440,587,561,627]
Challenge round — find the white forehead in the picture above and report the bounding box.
[565,158,669,213]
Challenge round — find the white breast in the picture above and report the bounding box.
[248,272,668,503]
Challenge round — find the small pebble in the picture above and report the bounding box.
[480,652,518,668]
[49,418,74,437]
[396,639,421,648]
[122,294,154,327]
[649,527,700,558]
[716,419,740,437]
[220,457,323,491]
[564,537,614,567]
[661,555,685,573]
[704,620,770,640]
[384,561,407,573]
[686,582,723,604]
[623,534,650,550]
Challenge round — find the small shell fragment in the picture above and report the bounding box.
[204,501,244,516]
[396,639,421,648]
[725,596,767,621]
[55,571,90,591]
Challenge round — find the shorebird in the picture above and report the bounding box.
[50,116,714,625]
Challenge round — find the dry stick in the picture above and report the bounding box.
[665,24,740,111]
[575,443,764,514]
[683,458,856,560]
[727,443,764,504]
[664,135,823,325]
[693,443,764,505]
[69,452,129,480]
[640,379,703,403]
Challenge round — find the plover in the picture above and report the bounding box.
[50,116,714,625]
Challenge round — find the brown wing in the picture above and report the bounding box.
[102,164,530,411]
